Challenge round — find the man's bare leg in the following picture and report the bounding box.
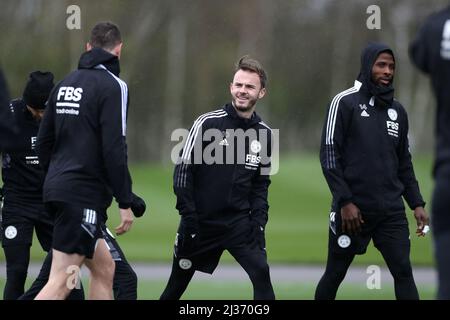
[85,239,115,300]
[35,249,84,300]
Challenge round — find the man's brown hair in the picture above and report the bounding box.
[235,55,267,88]
[89,21,122,51]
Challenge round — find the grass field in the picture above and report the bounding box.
[0,278,436,300]
[0,153,437,300]
[1,153,435,267]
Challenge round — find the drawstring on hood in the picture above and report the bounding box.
[357,42,395,108]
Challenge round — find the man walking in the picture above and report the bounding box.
[35,21,134,300]
[316,43,429,300]
[410,6,450,299]
[160,56,275,300]
[1,71,57,300]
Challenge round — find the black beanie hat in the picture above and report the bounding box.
[23,71,54,110]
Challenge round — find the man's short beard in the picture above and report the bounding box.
[233,98,256,112]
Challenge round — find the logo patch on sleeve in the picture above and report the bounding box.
[337,235,351,248]
[5,226,17,239]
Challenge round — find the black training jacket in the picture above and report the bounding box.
[0,69,19,150]
[410,6,450,174]
[320,44,425,213]
[2,99,45,209]
[174,103,272,227]
[36,48,132,209]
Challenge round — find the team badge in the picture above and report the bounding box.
[250,140,262,153]
[179,258,192,270]
[337,235,351,248]
[387,108,398,121]
[5,226,17,239]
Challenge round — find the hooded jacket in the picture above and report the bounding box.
[0,69,19,150]
[36,48,132,210]
[2,99,45,211]
[410,6,450,174]
[174,103,272,228]
[320,43,425,213]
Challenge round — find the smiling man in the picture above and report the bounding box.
[160,56,275,300]
[316,43,429,300]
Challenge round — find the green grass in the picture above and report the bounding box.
[0,278,436,300]
[2,153,435,266]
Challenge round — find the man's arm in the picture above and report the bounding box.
[36,90,56,172]
[397,109,426,210]
[0,70,17,151]
[249,130,271,227]
[398,108,429,235]
[100,84,133,209]
[173,120,202,219]
[320,99,365,235]
[100,83,133,235]
[409,18,430,74]
[319,99,353,208]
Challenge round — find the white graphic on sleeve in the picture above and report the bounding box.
[387,108,398,121]
[5,226,17,239]
[337,235,351,248]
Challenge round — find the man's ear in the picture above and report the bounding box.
[258,87,266,99]
[113,43,123,59]
[86,42,92,51]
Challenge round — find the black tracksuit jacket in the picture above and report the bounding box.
[410,6,450,174]
[320,43,425,213]
[36,48,132,210]
[174,103,272,228]
[0,69,19,150]
[2,99,45,214]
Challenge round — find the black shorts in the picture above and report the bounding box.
[1,206,53,251]
[47,201,103,259]
[328,210,410,255]
[173,216,265,274]
[102,225,126,262]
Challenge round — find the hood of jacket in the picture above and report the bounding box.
[78,47,120,76]
[357,42,395,108]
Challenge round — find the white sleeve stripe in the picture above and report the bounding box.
[259,121,272,131]
[181,109,226,159]
[97,64,129,136]
[182,113,228,161]
[326,87,357,145]
[326,81,362,145]
[180,110,227,160]
[324,81,361,169]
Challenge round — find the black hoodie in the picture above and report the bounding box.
[410,6,450,175]
[2,99,45,211]
[320,43,425,213]
[173,103,272,228]
[36,48,132,211]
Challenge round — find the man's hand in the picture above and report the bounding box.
[341,202,364,235]
[176,214,199,257]
[414,206,430,237]
[115,208,134,235]
[247,220,265,249]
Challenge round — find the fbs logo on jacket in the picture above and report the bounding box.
[56,86,83,116]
